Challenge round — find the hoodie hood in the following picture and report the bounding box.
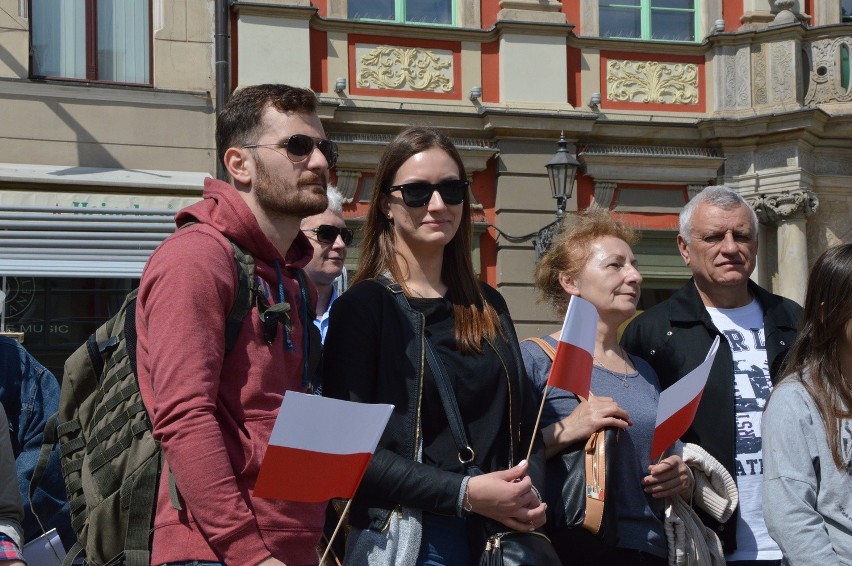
[175,177,314,269]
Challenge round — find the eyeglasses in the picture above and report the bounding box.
[302,225,354,246]
[243,134,339,168]
[383,179,469,208]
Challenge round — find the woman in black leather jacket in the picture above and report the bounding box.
[323,127,547,566]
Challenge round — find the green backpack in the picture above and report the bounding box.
[31,238,321,566]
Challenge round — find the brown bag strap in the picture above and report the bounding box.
[524,337,557,361]
[583,429,607,533]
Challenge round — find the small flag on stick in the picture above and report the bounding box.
[546,295,599,400]
[254,391,393,502]
[650,336,721,461]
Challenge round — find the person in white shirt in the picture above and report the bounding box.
[622,185,802,564]
[300,186,351,343]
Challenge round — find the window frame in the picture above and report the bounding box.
[599,0,700,43]
[27,0,154,86]
[348,0,458,27]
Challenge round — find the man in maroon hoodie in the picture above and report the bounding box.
[135,84,338,566]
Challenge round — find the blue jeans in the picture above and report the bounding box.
[415,513,470,566]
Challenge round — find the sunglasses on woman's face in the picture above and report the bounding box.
[243,134,339,168]
[383,179,469,208]
[302,224,354,246]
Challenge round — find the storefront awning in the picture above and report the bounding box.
[0,191,203,278]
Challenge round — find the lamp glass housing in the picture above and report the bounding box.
[545,134,580,211]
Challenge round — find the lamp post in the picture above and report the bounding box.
[489,133,580,259]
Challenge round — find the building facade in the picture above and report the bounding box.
[0,0,217,372]
[1,0,850,371]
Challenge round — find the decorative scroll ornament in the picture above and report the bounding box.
[748,190,820,225]
[607,60,699,104]
[804,37,852,106]
[358,46,453,92]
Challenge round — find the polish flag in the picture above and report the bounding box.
[546,295,599,400]
[254,391,393,502]
[651,336,721,461]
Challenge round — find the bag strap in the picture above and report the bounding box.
[524,337,556,361]
[378,278,481,475]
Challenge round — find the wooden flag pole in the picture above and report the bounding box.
[525,384,550,464]
[319,498,353,566]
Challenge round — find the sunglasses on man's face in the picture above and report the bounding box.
[383,179,469,208]
[243,134,339,168]
[302,225,354,246]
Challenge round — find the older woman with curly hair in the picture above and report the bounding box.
[521,209,691,565]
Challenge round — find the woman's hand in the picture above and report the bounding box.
[642,455,692,499]
[466,460,547,532]
[542,393,631,458]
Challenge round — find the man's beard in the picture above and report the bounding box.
[253,157,328,218]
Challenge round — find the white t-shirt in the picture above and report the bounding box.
[707,299,782,561]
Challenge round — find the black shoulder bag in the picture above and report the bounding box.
[383,282,560,566]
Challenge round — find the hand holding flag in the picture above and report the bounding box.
[650,336,721,461]
[526,295,599,462]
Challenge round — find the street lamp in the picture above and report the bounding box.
[488,133,580,258]
[545,132,580,217]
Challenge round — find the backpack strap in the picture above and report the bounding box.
[524,337,557,361]
[295,268,322,393]
[224,239,255,353]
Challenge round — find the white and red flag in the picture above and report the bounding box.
[546,295,599,400]
[650,336,721,461]
[254,391,393,502]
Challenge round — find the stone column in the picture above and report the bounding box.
[751,190,819,305]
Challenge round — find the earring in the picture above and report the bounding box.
[386,213,393,220]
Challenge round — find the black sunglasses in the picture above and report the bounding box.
[302,225,354,246]
[383,179,469,208]
[243,134,338,168]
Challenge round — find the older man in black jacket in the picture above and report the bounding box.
[621,185,801,565]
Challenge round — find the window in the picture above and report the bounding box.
[348,0,455,26]
[30,0,151,84]
[600,0,697,42]
[843,0,852,22]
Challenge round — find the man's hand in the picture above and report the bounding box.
[466,460,547,532]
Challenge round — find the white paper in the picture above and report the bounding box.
[22,528,66,566]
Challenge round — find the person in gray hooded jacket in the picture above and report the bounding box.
[762,243,852,564]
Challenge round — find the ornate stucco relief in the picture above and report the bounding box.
[606,59,699,104]
[769,41,795,102]
[752,44,768,105]
[356,44,454,92]
[720,46,752,109]
[804,36,852,105]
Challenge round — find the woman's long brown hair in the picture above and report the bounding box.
[779,243,852,471]
[354,127,499,353]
